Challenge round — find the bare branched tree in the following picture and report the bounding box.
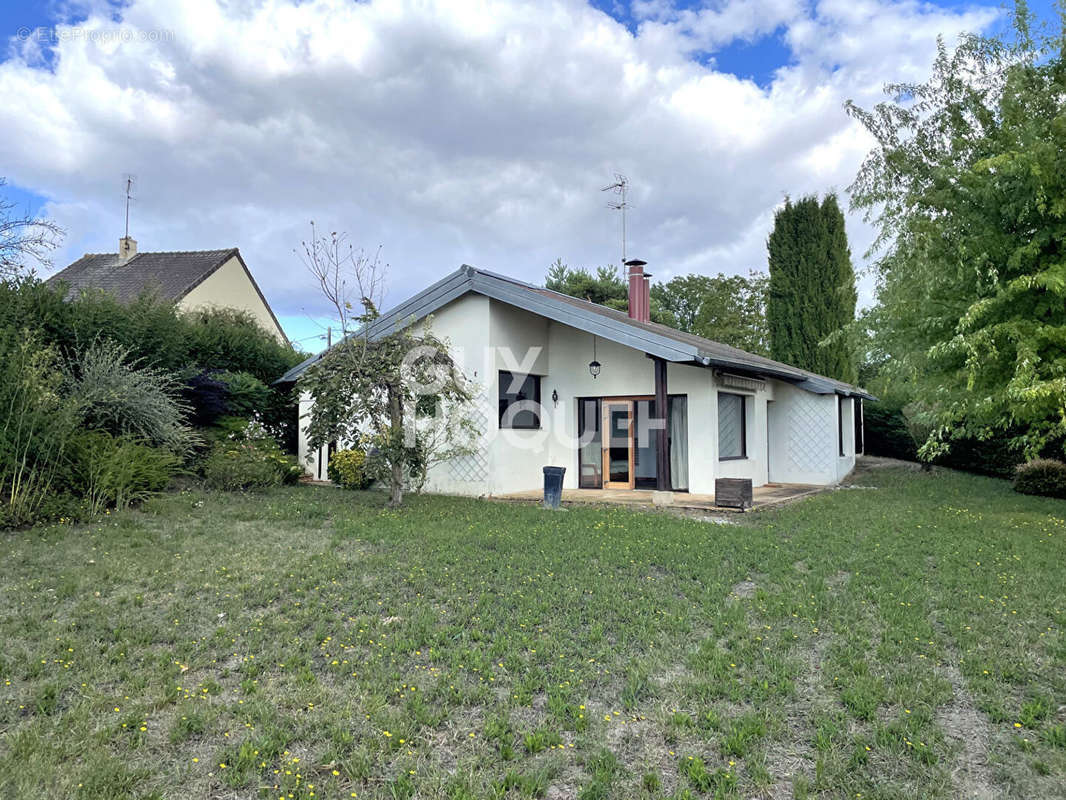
[296,224,478,506]
[0,178,64,280]
[298,221,387,344]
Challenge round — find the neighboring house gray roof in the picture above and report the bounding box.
[277,265,875,400]
[49,247,287,341]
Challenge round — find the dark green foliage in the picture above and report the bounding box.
[218,371,271,418]
[545,258,628,310]
[0,329,81,527]
[0,278,303,450]
[863,401,917,461]
[847,6,1066,459]
[651,271,770,355]
[181,371,229,427]
[766,194,857,381]
[1013,459,1066,499]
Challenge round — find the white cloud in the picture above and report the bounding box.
[0,0,998,342]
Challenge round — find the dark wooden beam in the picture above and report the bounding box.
[653,356,671,490]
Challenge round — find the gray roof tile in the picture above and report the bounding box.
[48,249,238,303]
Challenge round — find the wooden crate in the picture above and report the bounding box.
[715,478,753,510]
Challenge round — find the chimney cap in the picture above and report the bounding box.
[624,259,647,267]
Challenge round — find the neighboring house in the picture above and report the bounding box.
[279,262,873,495]
[49,236,288,343]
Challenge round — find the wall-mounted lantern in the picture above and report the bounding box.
[589,335,601,379]
[551,389,559,406]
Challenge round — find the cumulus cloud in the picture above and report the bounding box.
[0,0,998,342]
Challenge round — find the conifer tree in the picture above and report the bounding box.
[766,194,857,382]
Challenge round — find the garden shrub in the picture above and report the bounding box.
[328,449,372,489]
[1013,459,1066,499]
[0,278,305,448]
[219,371,271,418]
[65,339,197,456]
[68,431,180,515]
[202,420,302,491]
[182,370,230,427]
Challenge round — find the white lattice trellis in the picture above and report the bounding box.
[447,397,491,483]
[787,393,833,474]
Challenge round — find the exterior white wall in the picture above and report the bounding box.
[709,376,775,488]
[296,291,857,494]
[836,396,857,482]
[765,383,855,485]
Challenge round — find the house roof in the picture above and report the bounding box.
[277,265,875,400]
[49,247,288,343]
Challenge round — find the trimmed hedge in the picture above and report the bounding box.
[1013,459,1066,499]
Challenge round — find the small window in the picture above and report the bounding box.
[718,392,746,460]
[498,371,541,429]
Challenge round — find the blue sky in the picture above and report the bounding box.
[0,0,1060,350]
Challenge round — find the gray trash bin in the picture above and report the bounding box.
[542,466,566,509]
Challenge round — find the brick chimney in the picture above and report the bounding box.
[626,259,650,323]
[118,236,138,263]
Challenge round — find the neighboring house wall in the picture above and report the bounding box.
[178,255,286,342]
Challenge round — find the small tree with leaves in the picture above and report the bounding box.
[297,225,478,506]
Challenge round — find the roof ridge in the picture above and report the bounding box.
[78,247,237,257]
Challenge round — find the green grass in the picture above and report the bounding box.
[1,462,1064,799]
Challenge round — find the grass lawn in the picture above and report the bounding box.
[1,462,1064,800]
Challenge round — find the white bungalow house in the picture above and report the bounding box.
[278,262,872,496]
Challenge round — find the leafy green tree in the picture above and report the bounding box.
[300,319,477,507]
[652,272,770,356]
[847,3,1066,459]
[545,259,628,310]
[766,194,857,381]
[299,226,478,506]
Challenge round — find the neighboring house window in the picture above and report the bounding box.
[718,392,746,460]
[498,371,541,429]
[838,397,846,456]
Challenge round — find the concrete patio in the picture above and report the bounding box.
[492,482,825,512]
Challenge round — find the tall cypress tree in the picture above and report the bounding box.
[766,193,857,382]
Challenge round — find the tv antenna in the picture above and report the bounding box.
[601,173,629,267]
[123,174,136,239]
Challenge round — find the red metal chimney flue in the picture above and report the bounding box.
[626,259,650,323]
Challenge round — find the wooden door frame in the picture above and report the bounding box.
[602,399,635,489]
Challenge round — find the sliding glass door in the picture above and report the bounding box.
[576,395,687,491]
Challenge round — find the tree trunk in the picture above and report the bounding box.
[387,385,404,507]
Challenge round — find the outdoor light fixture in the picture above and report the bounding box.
[551,389,559,406]
[589,336,601,379]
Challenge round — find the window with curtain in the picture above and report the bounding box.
[498,371,541,429]
[718,392,746,460]
[669,396,688,490]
